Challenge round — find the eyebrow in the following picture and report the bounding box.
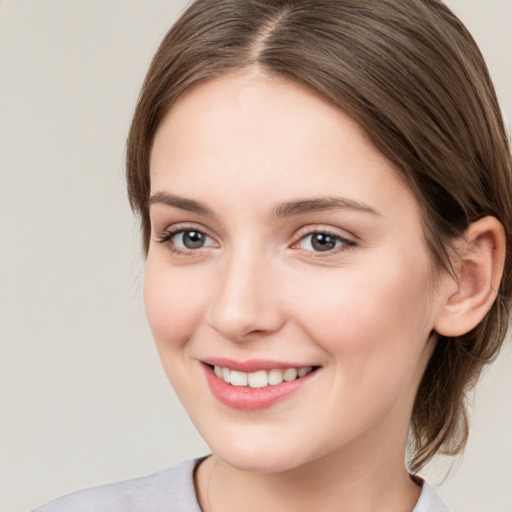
[272,196,380,218]
[148,192,214,217]
[148,192,379,219]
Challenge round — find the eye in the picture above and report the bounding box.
[174,230,212,249]
[157,227,217,253]
[296,231,355,253]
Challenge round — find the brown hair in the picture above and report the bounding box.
[126,0,512,472]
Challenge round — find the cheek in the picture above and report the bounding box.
[143,256,209,350]
[288,259,436,437]
[292,254,435,375]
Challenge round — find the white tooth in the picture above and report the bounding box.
[298,366,312,378]
[214,365,223,378]
[283,368,298,382]
[230,370,248,387]
[222,367,231,384]
[248,370,268,388]
[268,369,284,385]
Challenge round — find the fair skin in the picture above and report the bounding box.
[144,71,505,512]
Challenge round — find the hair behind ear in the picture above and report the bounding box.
[409,215,508,472]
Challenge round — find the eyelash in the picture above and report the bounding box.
[292,228,357,256]
[155,226,356,257]
[155,225,211,256]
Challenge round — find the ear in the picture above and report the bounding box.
[434,216,506,337]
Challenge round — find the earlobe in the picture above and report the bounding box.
[434,216,506,338]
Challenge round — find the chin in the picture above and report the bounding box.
[217,448,305,474]
[203,430,323,474]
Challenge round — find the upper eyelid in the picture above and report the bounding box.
[293,224,357,241]
[156,222,214,238]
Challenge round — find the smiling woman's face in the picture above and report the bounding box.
[145,72,447,473]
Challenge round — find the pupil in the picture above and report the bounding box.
[183,231,204,249]
[311,233,336,251]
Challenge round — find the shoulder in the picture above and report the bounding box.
[31,458,204,512]
[412,479,451,512]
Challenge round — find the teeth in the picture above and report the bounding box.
[298,366,312,378]
[213,365,314,388]
[222,367,231,383]
[248,370,268,388]
[283,368,297,381]
[230,370,248,387]
[268,368,284,385]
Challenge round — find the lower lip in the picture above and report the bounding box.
[204,365,316,410]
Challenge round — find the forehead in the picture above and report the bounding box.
[149,72,420,223]
[151,70,372,164]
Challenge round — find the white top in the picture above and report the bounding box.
[32,458,450,512]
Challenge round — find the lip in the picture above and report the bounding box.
[202,362,319,410]
[203,357,313,373]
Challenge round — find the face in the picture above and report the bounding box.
[145,72,446,473]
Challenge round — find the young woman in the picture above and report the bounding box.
[34,1,511,511]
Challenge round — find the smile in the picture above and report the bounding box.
[204,362,320,410]
[213,365,314,388]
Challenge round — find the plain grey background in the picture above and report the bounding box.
[1,1,511,511]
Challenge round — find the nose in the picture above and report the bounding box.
[207,247,286,342]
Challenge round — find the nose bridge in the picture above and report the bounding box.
[208,242,283,341]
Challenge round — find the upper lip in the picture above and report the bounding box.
[202,357,318,373]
